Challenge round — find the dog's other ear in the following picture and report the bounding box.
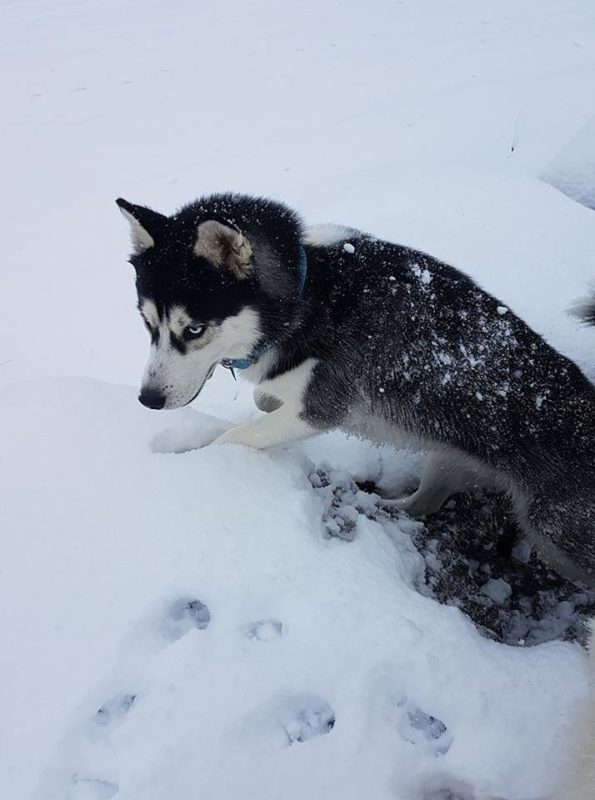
[116,198,168,254]
[194,220,253,279]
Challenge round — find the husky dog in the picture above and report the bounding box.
[117,193,595,580]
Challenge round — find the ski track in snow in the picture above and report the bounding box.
[1,0,595,799]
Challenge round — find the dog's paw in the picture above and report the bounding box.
[150,421,229,453]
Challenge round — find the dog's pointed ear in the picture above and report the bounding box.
[194,220,253,279]
[116,198,167,254]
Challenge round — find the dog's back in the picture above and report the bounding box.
[304,234,595,575]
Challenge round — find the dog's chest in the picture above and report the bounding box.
[246,356,318,406]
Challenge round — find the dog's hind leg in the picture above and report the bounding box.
[382,449,490,517]
[522,491,595,586]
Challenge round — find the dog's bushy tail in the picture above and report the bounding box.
[571,284,595,326]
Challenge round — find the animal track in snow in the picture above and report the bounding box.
[276,694,336,745]
[419,775,474,800]
[161,596,211,641]
[95,691,137,726]
[422,788,469,800]
[48,598,334,798]
[309,467,383,540]
[312,467,595,645]
[397,697,453,756]
[66,775,119,800]
[243,618,283,641]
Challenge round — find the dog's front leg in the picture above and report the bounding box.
[211,406,320,450]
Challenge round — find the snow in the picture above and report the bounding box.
[482,579,514,606]
[542,115,595,210]
[1,1,595,800]
[1,378,589,800]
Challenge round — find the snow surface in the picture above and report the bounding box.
[542,115,595,211]
[1,1,595,799]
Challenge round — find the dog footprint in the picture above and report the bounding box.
[95,691,137,726]
[398,698,452,755]
[276,694,336,745]
[419,775,474,800]
[161,597,211,642]
[422,788,469,800]
[47,598,211,799]
[66,775,119,800]
[310,467,381,541]
[243,618,283,641]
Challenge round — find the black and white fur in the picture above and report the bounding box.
[117,193,595,582]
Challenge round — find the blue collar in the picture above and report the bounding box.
[221,246,307,373]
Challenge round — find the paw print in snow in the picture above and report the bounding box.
[95,692,137,726]
[243,618,283,641]
[420,775,474,800]
[398,698,452,756]
[162,597,211,641]
[277,694,336,745]
[309,467,381,541]
[66,776,119,800]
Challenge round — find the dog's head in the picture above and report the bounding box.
[117,194,303,409]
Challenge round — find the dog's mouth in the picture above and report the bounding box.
[142,363,218,411]
[179,362,217,407]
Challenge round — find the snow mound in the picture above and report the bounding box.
[0,377,589,800]
[541,116,595,210]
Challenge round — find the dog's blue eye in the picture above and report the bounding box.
[184,325,206,340]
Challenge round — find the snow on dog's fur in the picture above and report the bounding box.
[117,193,595,584]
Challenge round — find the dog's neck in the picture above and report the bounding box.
[221,247,309,374]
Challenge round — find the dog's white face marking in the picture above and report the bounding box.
[139,301,262,409]
[140,299,160,330]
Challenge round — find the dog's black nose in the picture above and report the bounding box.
[139,389,166,409]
